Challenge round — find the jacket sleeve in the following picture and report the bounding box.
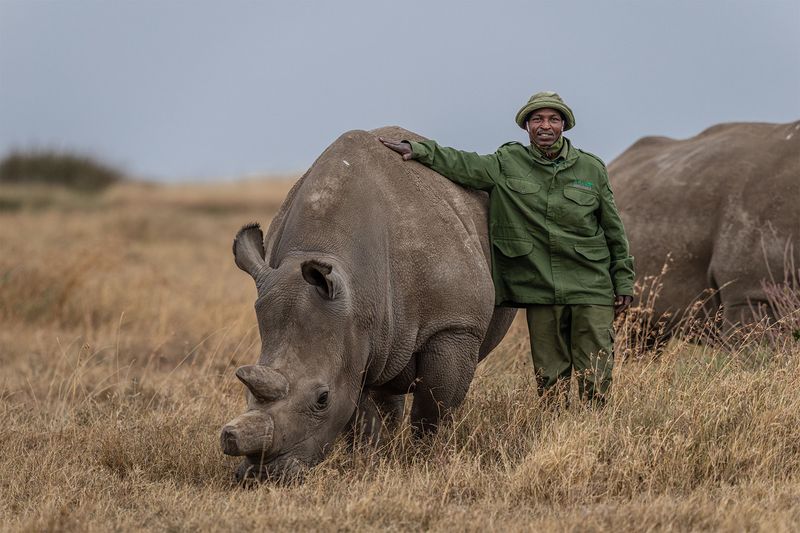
[598,173,635,297]
[406,140,499,191]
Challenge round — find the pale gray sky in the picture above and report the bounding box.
[1,0,798,181]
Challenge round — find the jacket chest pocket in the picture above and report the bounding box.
[560,187,599,231]
[491,224,533,258]
[506,178,541,194]
[563,186,598,207]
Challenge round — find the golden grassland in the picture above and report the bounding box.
[1,180,799,532]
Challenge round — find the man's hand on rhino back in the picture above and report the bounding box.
[379,137,413,160]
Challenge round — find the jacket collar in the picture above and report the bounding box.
[527,137,579,166]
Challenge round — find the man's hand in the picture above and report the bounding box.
[379,137,413,160]
[614,295,633,318]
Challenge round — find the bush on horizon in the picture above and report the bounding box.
[0,149,124,192]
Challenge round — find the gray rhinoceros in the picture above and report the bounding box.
[220,126,516,480]
[609,120,800,334]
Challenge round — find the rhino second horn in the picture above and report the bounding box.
[235,365,289,401]
[220,410,275,456]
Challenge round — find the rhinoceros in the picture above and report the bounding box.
[220,126,516,480]
[609,120,800,334]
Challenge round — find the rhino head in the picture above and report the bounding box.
[220,223,366,481]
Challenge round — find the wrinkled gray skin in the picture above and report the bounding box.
[221,126,516,481]
[609,120,800,335]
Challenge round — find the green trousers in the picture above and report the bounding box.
[525,304,615,403]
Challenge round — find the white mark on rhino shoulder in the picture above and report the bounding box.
[308,191,322,205]
[342,160,350,166]
[305,175,344,215]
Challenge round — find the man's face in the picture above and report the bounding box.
[526,108,565,148]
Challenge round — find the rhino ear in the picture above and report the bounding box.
[301,259,344,300]
[233,223,267,280]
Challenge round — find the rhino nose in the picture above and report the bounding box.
[220,410,275,456]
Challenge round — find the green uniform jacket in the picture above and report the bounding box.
[407,138,635,306]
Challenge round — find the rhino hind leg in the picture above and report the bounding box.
[722,301,772,332]
[478,307,517,360]
[410,329,482,434]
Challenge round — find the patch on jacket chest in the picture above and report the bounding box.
[570,179,594,191]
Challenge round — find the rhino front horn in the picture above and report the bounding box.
[220,410,275,456]
[235,365,289,401]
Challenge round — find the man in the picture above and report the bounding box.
[380,91,634,404]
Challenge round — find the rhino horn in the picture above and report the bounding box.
[235,365,289,401]
[233,223,268,282]
[301,259,344,300]
[220,409,274,456]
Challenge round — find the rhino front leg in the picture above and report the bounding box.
[410,330,482,434]
[349,389,405,445]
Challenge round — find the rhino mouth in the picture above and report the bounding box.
[234,433,325,485]
[235,452,306,485]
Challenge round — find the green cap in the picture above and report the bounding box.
[515,91,576,131]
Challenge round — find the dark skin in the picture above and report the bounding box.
[379,128,633,318]
[378,137,412,159]
[525,107,564,149]
[614,295,633,318]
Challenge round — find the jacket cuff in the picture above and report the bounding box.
[611,257,635,296]
[405,140,433,164]
[613,283,634,297]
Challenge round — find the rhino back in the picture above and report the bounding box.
[609,120,800,322]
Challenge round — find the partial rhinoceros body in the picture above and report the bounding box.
[609,120,800,334]
[221,126,516,479]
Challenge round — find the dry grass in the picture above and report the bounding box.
[1,179,799,532]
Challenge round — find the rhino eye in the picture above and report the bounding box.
[315,390,329,410]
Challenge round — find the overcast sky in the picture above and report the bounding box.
[1,0,798,181]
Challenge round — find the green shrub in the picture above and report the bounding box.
[0,149,124,192]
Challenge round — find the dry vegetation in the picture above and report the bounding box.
[1,179,799,532]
